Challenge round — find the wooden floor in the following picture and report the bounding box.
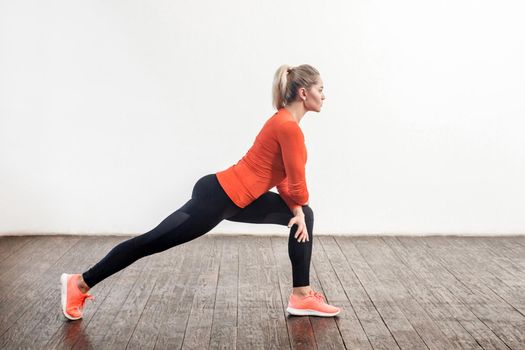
[0,235,524,349]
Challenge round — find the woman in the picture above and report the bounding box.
[61,64,341,320]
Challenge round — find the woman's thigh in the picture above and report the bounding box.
[225,191,293,226]
[135,174,241,251]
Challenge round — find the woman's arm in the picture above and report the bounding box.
[276,121,309,208]
[277,178,304,211]
[276,121,310,242]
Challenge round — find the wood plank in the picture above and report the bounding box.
[209,235,239,350]
[396,236,524,349]
[0,236,119,349]
[309,237,354,349]
[331,237,403,350]
[337,237,437,350]
[421,236,525,348]
[0,236,80,336]
[305,238,343,350]
[44,236,128,350]
[498,237,525,268]
[491,236,525,253]
[254,235,290,350]
[153,236,214,350]
[236,235,266,349]
[181,236,223,349]
[0,236,32,263]
[351,236,483,349]
[271,236,316,350]
[314,237,373,350]
[0,236,49,282]
[126,239,189,349]
[0,236,79,296]
[384,236,511,350]
[472,237,525,282]
[451,237,525,315]
[69,238,152,348]
[97,239,178,349]
[509,236,525,249]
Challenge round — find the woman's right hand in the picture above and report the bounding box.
[288,207,309,243]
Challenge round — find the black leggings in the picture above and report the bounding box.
[82,174,314,288]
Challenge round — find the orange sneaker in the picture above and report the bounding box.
[287,290,341,317]
[60,273,94,320]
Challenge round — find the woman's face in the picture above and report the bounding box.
[303,78,325,112]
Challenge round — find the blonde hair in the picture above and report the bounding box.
[272,64,320,110]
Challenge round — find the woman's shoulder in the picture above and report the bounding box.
[267,108,297,127]
[272,118,303,142]
[259,109,302,140]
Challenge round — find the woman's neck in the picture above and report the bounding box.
[284,102,307,124]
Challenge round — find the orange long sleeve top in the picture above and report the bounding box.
[215,108,309,210]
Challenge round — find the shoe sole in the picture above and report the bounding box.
[61,273,81,321]
[286,306,340,317]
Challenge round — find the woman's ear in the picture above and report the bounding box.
[298,87,307,101]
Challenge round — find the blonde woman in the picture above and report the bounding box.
[61,64,341,320]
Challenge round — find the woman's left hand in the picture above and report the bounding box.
[288,212,309,243]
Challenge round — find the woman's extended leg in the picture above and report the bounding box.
[82,174,240,288]
[61,174,241,320]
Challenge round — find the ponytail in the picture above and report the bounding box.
[272,65,291,110]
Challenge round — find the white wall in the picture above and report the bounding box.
[1,0,524,236]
